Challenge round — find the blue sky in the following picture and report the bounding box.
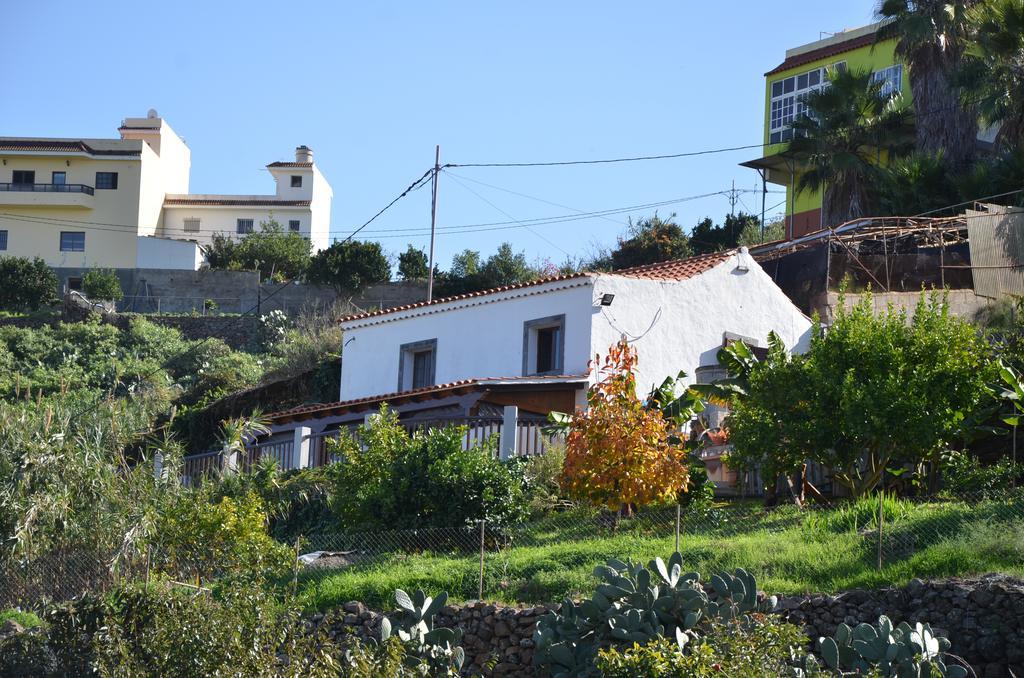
[0,1,876,271]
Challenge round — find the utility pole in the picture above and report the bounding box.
[728,179,738,217]
[426,145,440,303]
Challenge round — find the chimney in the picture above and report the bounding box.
[295,145,313,163]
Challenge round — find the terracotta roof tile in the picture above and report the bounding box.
[163,198,311,207]
[610,249,735,280]
[0,139,141,157]
[337,272,591,323]
[337,250,737,324]
[765,32,878,76]
[267,374,589,423]
[267,161,313,168]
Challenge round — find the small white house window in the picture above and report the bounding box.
[523,314,565,375]
[236,218,254,234]
[291,175,302,188]
[398,339,437,391]
[288,219,300,232]
[183,218,200,233]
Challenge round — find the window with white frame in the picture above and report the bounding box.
[183,218,200,233]
[769,61,902,144]
[871,64,903,97]
[236,218,254,234]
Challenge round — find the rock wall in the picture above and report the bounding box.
[325,576,1024,677]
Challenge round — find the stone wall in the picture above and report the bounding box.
[324,575,1024,677]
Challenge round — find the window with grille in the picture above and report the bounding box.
[11,170,35,185]
[236,219,254,234]
[0,230,7,250]
[60,232,85,252]
[288,220,300,232]
[95,172,118,189]
[183,218,200,233]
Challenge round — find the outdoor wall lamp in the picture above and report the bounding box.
[600,293,615,307]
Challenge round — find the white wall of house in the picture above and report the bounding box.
[339,278,596,401]
[159,204,313,247]
[589,250,813,395]
[135,236,203,270]
[308,167,333,252]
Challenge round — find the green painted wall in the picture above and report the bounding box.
[759,37,907,220]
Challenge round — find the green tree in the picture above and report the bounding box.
[957,0,1024,149]
[449,249,481,278]
[737,217,784,247]
[876,0,981,168]
[82,269,123,302]
[874,152,961,216]
[306,239,391,292]
[397,245,429,280]
[594,214,691,270]
[205,219,311,282]
[480,242,534,286]
[789,68,915,226]
[723,294,992,498]
[0,257,59,312]
[689,213,760,255]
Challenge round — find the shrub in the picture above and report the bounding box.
[82,268,123,302]
[39,582,341,677]
[0,631,59,677]
[0,609,42,628]
[521,444,570,515]
[596,617,808,678]
[330,407,527,530]
[560,340,688,510]
[148,490,292,584]
[205,219,312,281]
[307,239,390,292]
[0,256,58,312]
[341,636,413,677]
[941,450,1024,498]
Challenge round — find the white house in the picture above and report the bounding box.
[0,111,333,280]
[253,249,813,466]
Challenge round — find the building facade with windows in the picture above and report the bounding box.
[0,112,333,275]
[741,23,908,239]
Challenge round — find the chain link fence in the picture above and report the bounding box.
[4,491,1024,610]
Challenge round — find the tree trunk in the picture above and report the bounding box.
[909,56,978,169]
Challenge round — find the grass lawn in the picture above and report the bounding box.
[295,495,1024,611]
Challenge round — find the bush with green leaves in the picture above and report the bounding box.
[0,256,59,312]
[596,616,808,678]
[205,219,312,282]
[307,239,390,292]
[329,407,527,530]
[31,582,342,678]
[148,490,293,584]
[941,450,1024,498]
[82,268,123,302]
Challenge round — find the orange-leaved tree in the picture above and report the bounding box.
[559,339,689,511]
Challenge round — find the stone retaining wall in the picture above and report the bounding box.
[323,575,1024,677]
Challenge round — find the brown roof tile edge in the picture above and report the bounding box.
[765,32,877,76]
[267,161,313,168]
[0,139,141,157]
[163,198,311,206]
[267,375,590,422]
[336,250,736,324]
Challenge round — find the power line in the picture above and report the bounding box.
[444,143,766,169]
[443,172,571,257]
[330,168,435,245]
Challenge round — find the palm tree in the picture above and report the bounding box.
[788,68,915,227]
[876,0,981,168]
[957,0,1024,149]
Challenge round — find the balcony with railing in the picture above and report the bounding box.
[0,183,95,208]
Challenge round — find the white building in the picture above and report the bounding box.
[256,249,813,462]
[0,111,333,274]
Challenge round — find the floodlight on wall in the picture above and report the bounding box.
[600,293,615,307]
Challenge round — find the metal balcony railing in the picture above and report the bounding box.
[0,182,95,195]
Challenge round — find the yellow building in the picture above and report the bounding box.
[0,112,333,284]
[741,23,907,239]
